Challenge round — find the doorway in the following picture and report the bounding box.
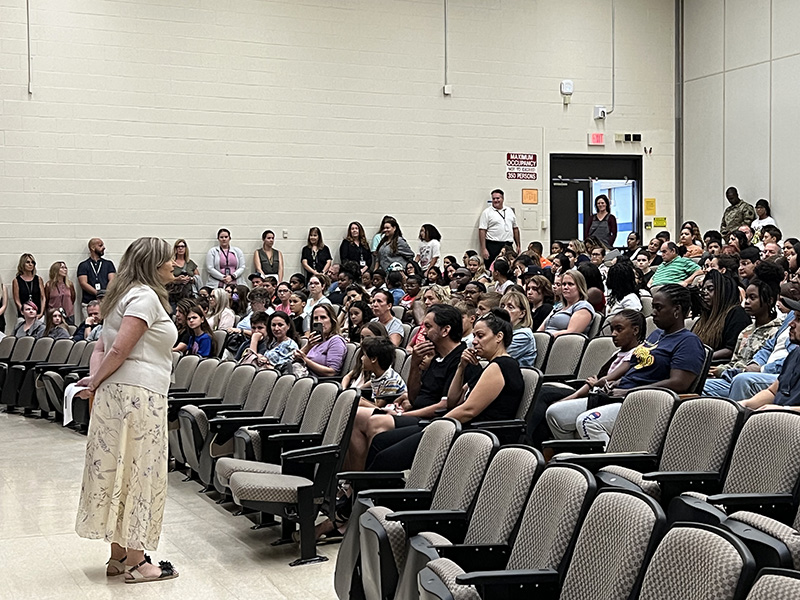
[549,154,643,249]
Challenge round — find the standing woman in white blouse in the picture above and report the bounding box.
[75,237,180,584]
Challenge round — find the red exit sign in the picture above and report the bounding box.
[588,132,605,146]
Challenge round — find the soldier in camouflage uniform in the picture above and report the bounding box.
[720,186,756,237]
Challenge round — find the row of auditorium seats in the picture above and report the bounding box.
[330,408,800,600]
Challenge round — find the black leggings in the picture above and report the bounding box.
[366,425,425,471]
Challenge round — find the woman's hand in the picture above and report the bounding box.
[75,376,95,398]
[293,349,307,362]
[306,332,322,348]
[460,347,480,367]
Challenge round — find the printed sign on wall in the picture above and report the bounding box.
[506,153,538,180]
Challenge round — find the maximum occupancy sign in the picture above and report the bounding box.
[506,152,538,180]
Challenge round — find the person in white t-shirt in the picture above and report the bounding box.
[478,188,520,267]
[416,224,442,272]
[75,237,180,583]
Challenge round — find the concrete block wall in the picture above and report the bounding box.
[683,0,800,235]
[0,0,675,326]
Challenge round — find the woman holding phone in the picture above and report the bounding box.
[293,304,347,378]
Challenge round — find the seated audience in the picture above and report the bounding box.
[622,231,643,258]
[453,301,477,346]
[367,308,524,471]
[302,274,332,332]
[238,311,300,373]
[173,298,195,353]
[546,285,704,443]
[738,246,760,286]
[73,300,102,342]
[693,270,751,361]
[206,288,235,331]
[475,291,502,316]
[399,275,423,311]
[466,255,492,285]
[273,281,292,315]
[288,290,307,335]
[14,301,44,339]
[540,269,595,337]
[293,304,347,378]
[499,290,537,367]
[526,275,554,331]
[386,270,405,306]
[44,308,70,340]
[491,258,515,294]
[370,289,404,346]
[406,284,448,350]
[678,226,704,258]
[739,296,800,412]
[345,300,374,343]
[346,304,479,471]
[704,273,783,396]
[650,241,702,288]
[342,322,389,390]
[606,261,642,315]
[185,305,214,357]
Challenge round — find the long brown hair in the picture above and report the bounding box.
[377,217,403,254]
[307,227,326,250]
[346,221,369,248]
[46,261,75,292]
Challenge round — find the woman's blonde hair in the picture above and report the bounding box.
[173,238,191,263]
[16,253,36,277]
[466,255,488,280]
[101,237,172,316]
[422,284,450,303]
[207,287,230,320]
[500,289,533,329]
[47,261,74,292]
[562,269,589,302]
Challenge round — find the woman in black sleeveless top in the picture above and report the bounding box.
[13,253,45,318]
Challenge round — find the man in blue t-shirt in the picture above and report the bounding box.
[740,297,800,411]
[617,328,706,389]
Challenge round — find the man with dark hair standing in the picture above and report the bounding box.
[720,186,756,237]
[478,189,520,267]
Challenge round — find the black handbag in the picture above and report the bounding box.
[225,331,247,354]
[586,387,620,410]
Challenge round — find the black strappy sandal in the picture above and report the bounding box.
[125,558,179,584]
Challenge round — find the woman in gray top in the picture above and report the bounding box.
[376,217,414,271]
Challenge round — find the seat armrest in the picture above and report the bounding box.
[251,423,300,435]
[168,386,188,393]
[262,432,324,463]
[282,443,338,461]
[470,418,524,429]
[552,452,658,473]
[541,439,606,455]
[168,391,205,399]
[361,489,434,512]
[197,403,239,418]
[542,374,574,383]
[196,396,223,404]
[435,544,511,572]
[386,509,469,538]
[642,471,720,483]
[216,409,264,418]
[338,471,407,495]
[208,415,280,432]
[456,568,560,588]
[706,493,794,509]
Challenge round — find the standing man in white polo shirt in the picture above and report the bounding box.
[478,188,521,266]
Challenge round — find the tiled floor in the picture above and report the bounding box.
[0,410,340,599]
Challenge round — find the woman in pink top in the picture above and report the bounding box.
[45,261,76,325]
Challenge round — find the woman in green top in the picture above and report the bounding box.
[253,229,284,280]
[171,239,200,296]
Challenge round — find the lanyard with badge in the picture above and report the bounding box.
[90,259,102,291]
[221,249,232,276]
[495,208,511,234]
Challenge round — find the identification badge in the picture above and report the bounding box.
[359,259,366,267]
[95,283,101,291]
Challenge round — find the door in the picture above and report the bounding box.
[549,154,643,248]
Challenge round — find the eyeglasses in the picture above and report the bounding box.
[175,244,186,248]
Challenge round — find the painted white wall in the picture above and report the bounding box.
[0,0,675,325]
[683,0,800,236]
